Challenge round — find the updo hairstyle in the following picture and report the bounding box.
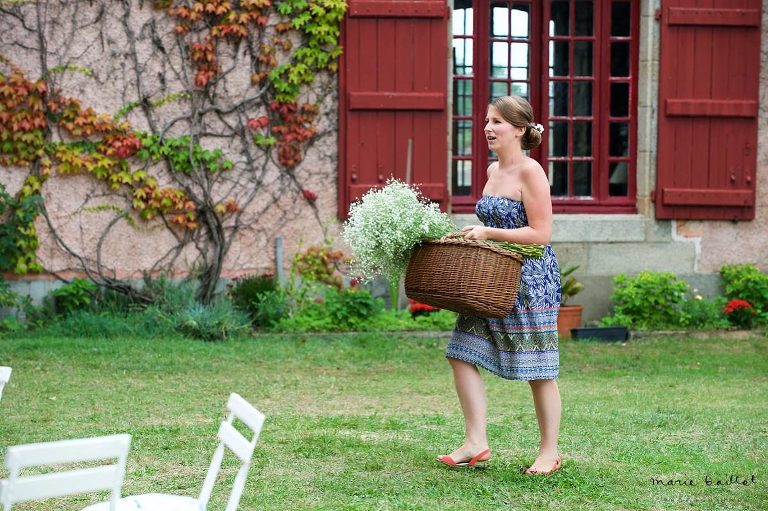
[489,95,542,150]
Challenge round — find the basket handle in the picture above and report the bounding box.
[441,231,465,240]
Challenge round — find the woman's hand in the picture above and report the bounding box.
[461,225,489,240]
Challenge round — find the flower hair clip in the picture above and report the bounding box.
[529,123,544,134]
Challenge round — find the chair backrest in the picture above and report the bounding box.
[0,367,11,401]
[198,393,265,511]
[0,434,131,511]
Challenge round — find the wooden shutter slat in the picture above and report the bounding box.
[667,7,760,27]
[349,92,445,110]
[349,1,446,18]
[662,189,753,207]
[665,99,757,118]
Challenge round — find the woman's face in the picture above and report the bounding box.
[484,105,523,152]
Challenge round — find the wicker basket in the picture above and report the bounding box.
[404,234,524,318]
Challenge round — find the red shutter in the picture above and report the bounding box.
[655,0,760,220]
[338,0,449,219]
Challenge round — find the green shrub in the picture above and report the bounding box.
[251,289,288,328]
[52,278,97,315]
[600,271,689,329]
[228,273,281,325]
[31,309,178,339]
[0,277,18,308]
[173,299,251,341]
[720,264,768,315]
[273,287,382,332]
[140,273,197,313]
[0,315,25,334]
[679,295,730,329]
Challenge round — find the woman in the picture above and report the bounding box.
[437,95,562,475]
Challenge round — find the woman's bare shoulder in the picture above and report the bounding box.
[519,157,546,181]
[486,161,499,178]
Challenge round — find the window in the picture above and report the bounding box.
[450,0,638,213]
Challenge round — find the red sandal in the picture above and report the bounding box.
[437,448,491,468]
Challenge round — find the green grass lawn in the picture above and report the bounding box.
[1,331,766,510]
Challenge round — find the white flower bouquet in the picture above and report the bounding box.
[343,180,455,283]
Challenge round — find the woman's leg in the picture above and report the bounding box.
[526,379,561,471]
[442,357,490,460]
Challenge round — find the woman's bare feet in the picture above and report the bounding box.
[523,452,562,475]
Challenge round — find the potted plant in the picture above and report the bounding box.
[557,265,584,339]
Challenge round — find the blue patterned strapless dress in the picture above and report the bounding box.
[446,195,561,380]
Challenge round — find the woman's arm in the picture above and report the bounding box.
[462,161,553,245]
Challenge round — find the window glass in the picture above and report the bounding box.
[453,0,473,36]
[611,42,630,76]
[453,80,473,116]
[573,81,592,116]
[550,81,569,117]
[549,161,569,196]
[609,162,629,196]
[573,122,592,156]
[452,39,473,75]
[511,4,530,38]
[490,81,509,99]
[550,1,569,36]
[452,160,472,196]
[491,42,508,78]
[549,41,569,76]
[549,122,569,157]
[610,82,629,117]
[575,1,593,36]
[612,1,631,37]
[574,161,592,196]
[609,123,629,156]
[574,41,593,76]
[509,43,529,79]
[491,4,509,37]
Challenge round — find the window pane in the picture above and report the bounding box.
[491,4,508,37]
[549,41,569,76]
[549,122,568,157]
[575,1,593,36]
[453,120,473,155]
[550,0,569,36]
[610,82,629,117]
[511,4,530,38]
[491,42,508,78]
[452,1,473,36]
[573,81,592,116]
[573,121,592,156]
[609,162,629,196]
[612,1,631,37]
[611,42,630,76]
[510,82,528,99]
[453,79,473,116]
[452,39,473,75]
[509,43,529,79]
[490,81,509,99]
[549,161,568,196]
[574,41,593,76]
[452,159,472,196]
[610,123,629,156]
[573,161,592,196]
[550,81,569,117]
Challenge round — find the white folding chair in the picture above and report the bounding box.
[0,434,131,511]
[82,393,265,511]
[0,367,11,401]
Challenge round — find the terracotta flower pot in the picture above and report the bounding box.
[557,305,583,339]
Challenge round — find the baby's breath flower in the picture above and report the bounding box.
[343,180,456,282]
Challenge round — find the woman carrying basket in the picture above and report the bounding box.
[437,95,562,475]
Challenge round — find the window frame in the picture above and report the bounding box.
[450,0,639,214]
